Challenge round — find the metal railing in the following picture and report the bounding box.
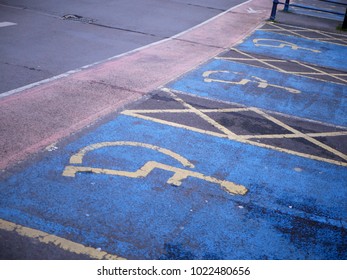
[269,0,347,29]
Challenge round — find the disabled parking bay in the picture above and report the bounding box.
[0,22,346,259]
[170,23,347,127]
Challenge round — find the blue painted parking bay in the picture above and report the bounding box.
[237,30,347,72]
[169,59,347,127]
[0,114,346,259]
[1,24,346,260]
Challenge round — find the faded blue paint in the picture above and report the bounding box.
[169,59,347,126]
[0,115,346,259]
[237,30,347,72]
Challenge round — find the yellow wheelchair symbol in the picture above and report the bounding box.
[203,70,300,94]
[253,39,321,53]
[62,141,248,196]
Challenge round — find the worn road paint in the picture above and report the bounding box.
[63,141,247,195]
[0,22,17,28]
[262,22,347,47]
[217,49,347,85]
[203,70,301,93]
[123,90,347,167]
[253,38,321,53]
[0,115,346,259]
[0,218,125,260]
[64,161,247,196]
[66,141,194,167]
[237,30,347,71]
[169,59,347,126]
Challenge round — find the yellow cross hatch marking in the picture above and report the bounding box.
[216,49,347,85]
[122,88,347,167]
[263,22,347,46]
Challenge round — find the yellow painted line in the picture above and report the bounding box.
[265,23,347,46]
[332,74,347,76]
[203,70,301,94]
[63,140,248,195]
[63,161,248,196]
[126,108,249,114]
[215,57,284,62]
[69,141,194,168]
[125,109,194,113]
[0,218,125,260]
[216,56,331,75]
[306,131,347,137]
[293,60,347,84]
[264,23,347,46]
[267,22,347,38]
[130,105,347,141]
[217,53,347,85]
[122,99,347,167]
[242,138,347,166]
[230,48,285,72]
[265,23,312,40]
[199,108,249,113]
[253,38,321,53]
[163,88,238,138]
[241,131,347,140]
[251,108,347,161]
[122,110,228,138]
[265,26,347,39]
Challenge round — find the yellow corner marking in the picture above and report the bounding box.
[69,141,194,168]
[202,70,300,94]
[0,218,125,260]
[253,39,321,53]
[63,161,248,196]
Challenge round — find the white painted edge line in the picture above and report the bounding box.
[0,21,17,27]
[0,0,253,99]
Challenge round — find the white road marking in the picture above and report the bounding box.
[247,7,262,14]
[0,21,17,28]
[0,0,253,99]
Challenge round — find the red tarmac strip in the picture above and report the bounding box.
[0,0,269,170]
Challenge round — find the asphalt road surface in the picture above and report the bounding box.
[0,0,246,94]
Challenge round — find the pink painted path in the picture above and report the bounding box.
[0,0,270,170]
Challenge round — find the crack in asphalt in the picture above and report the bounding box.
[1,1,230,51]
[0,61,49,73]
